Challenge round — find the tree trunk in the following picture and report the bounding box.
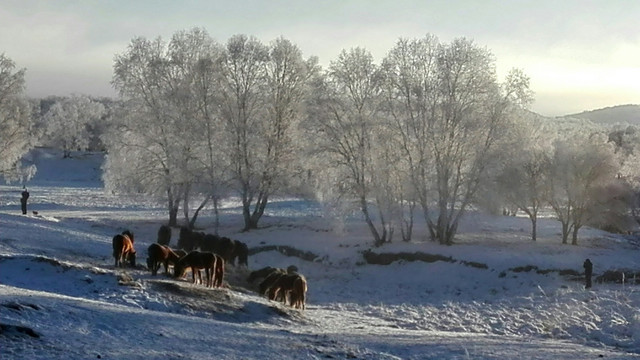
[530,216,537,241]
[571,225,579,245]
[248,192,269,230]
[400,202,415,242]
[241,187,254,231]
[561,221,569,244]
[360,195,384,247]
[189,195,211,230]
[182,185,191,229]
[167,188,180,227]
[212,197,220,235]
[169,204,179,227]
[242,203,253,231]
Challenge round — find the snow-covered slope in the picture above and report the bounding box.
[1,149,639,359]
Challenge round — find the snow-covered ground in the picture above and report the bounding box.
[1,148,640,359]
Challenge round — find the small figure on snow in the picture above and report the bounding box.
[20,187,29,215]
[583,258,593,289]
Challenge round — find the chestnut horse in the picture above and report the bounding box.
[268,273,307,309]
[174,251,220,288]
[290,275,308,309]
[146,243,180,275]
[112,231,136,268]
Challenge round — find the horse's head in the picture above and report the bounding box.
[128,252,136,267]
[146,257,153,269]
[238,243,249,266]
[122,230,134,243]
[174,262,185,278]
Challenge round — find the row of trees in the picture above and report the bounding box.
[106,29,318,232]
[0,52,109,184]
[491,130,630,245]
[2,29,637,247]
[105,28,535,245]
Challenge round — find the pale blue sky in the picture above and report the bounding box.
[1,0,638,116]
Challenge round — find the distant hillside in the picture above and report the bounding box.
[518,109,604,140]
[565,104,640,127]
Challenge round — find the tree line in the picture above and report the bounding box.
[1,28,637,247]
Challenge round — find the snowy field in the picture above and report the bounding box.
[1,148,640,359]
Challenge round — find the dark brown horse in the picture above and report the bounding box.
[258,269,287,296]
[230,240,249,267]
[248,266,283,283]
[146,243,180,275]
[177,227,204,252]
[112,231,136,268]
[267,272,308,309]
[200,234,235,263]
[157,225,171,246]
[174,251,219,288]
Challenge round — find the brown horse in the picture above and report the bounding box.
[230,240,249,267]
[174,251,218,288]
[200,234,235,263]
[177,227,204,252]
[157,225,171,246]
[173,248,187,258]
[258,268,287,296]
[146,243,180,275]
[268,273,307,309]
[248,266,283,283]
[290,275,308,310]
[112,231,136,268]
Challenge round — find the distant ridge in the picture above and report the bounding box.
[564,104,640,127]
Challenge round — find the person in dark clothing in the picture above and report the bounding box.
[583,258,593,289]
[20,187,29,215]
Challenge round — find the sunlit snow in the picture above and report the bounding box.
[1,148,639,359]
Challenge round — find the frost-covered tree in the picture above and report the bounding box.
[170,30,230,231]
[215,35,268,231]
[429,41,532,245]
[608,126,640,227]
[164,29,226,229]
[382,37,530,245]
[108,35,190,226]
[305,47,392,246]
[0,54,35,183]
[497,149,549,241]
[216,35,315,231]
[548,134,619,244]
[42,95,105,158]
[382,35,440,242]
[255,37,318,226]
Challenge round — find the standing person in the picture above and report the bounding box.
[20,187,29,215]
[583,258,593,289]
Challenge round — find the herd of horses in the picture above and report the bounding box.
[111,226,308,310]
